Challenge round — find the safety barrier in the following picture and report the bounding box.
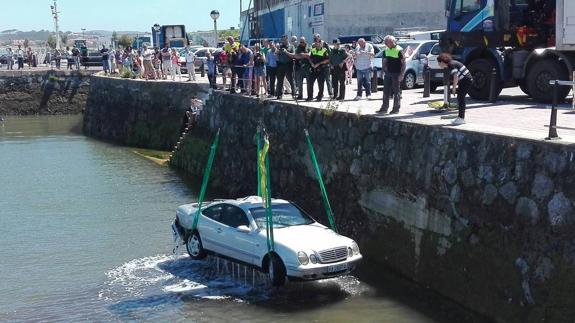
[546,77,575,140]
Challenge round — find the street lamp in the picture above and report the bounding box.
[210,10,220,47]
[153,24,161,48]
[81,28,86,40]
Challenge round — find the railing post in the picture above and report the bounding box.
[546,80,560,140]
[489,68,498,103]
[423,68,430,98]
[442,68,450,109]
[371,68,378,93]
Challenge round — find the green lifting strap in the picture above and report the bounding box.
[258,133,274,252]
[256,129,262,197]
[191,129,221,231]
[304,129,337,233]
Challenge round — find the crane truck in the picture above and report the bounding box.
[440,0,575,103]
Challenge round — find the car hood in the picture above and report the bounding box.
[269,223,353,252]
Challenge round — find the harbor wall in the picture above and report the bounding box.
[84,77,575,323]
[0,70,93,116]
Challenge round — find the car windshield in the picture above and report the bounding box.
[250,203,315,229]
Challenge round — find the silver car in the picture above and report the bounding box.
[373,40,437,90]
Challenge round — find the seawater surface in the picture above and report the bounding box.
[0,116,485,323]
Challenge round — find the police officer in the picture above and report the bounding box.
[378,35,405,114]
[313,34,333,97]
[306,41,330,101]
[275,35,295,100]
[293,37,311,100]
[329,39,350,101]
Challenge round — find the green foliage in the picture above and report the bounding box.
[218,29,239,40]
[47,35,56,49]
[322,100,339,117]
[121,68,134,79]
[117,35,133,48]
[59,32,68,46]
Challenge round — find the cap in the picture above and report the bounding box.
[332,39,341,44]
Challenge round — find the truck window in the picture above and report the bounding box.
[453,0,482,17]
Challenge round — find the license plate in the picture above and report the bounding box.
[327,263,348,273]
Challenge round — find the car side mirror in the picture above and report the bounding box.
[236,225,251,233]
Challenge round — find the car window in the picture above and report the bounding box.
[430,44,442,55]
[196,50,206,57]
[202,204,223,222]
[419,42,436,56]
[250,203,315,229]
[221,205,249,228]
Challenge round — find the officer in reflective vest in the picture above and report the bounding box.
[378,35,406,114]
[307,42,330,101]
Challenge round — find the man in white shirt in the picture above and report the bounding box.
[16,45,25,70]
[353,38,374,100]
[185,46,196,81]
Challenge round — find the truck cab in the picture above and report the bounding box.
[441,0,575,102]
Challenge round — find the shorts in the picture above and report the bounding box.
[254,66,265,77]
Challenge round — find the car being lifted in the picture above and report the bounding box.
[172,196,362,287]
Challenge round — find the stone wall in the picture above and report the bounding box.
[0,70,92,116]
[83,77,575,323]
[83,75,210,150]
[170,92,575,323]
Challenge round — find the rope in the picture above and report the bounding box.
[191,129,221,231]
[304,129,337,232]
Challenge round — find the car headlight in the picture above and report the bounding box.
[297,251,309,265]
[351,242,360,256]
[348,247,353,258]
[310,254,318,264]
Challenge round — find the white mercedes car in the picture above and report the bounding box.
[171,196,362,286]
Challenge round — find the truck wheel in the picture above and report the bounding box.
[467,58,502,101]
[186,231,207,260]
[526,59,570,103]
[267,254,286,287]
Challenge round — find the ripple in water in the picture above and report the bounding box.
[100,252,368,319]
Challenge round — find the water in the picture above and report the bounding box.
[0,116,484,323]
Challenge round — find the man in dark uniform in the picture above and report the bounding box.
[293,37,311,100]
[329,39,350,101]
[275,35,295,100]
[307,41,330,101]
[378,35,406,114]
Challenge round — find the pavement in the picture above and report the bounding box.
[7,66,573,144]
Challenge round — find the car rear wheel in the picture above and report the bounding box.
[402,71,417,90]
[467,58,502,101]
[186,231,207,260]
[526,59,571,103]
[268,254,286,287]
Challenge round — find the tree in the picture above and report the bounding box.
[47,35,56,49]
[117,34,133,48]
[60,32,68,46]
[111,31,118,48]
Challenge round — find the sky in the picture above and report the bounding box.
[0,0,243,33]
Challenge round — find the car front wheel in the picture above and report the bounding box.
[186,231,207,260]
[268,254,286,287]
[402,71,416,90]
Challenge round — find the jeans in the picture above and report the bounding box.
[382,72,401,111]
[331,65,346,99]
[17,57,24,69]
[74,56,80,70]
[456,77,472,119]
[102,59,110,73]
[356,68,371,97]
[208,73,216,88]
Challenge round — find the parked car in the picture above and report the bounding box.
[426,43,445,91]
[193,47,218,68]
[172,196,363,287]
[373,40,437,90]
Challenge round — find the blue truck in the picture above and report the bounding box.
[151,25,189,48]
[440,0,575,102]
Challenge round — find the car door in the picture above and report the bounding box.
[198,203,228,255]
[220,205,258,265]
[414,42,436,83]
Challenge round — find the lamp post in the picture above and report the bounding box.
[210,10,220,47]
[81,28,86,40]
[50,1,60,50]
[153,24,161,48]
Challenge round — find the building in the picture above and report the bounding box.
[240,0,445,43]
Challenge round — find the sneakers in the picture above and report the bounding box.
[353,96,362,101]
[451,117,466,125]
[366,95,371,100]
